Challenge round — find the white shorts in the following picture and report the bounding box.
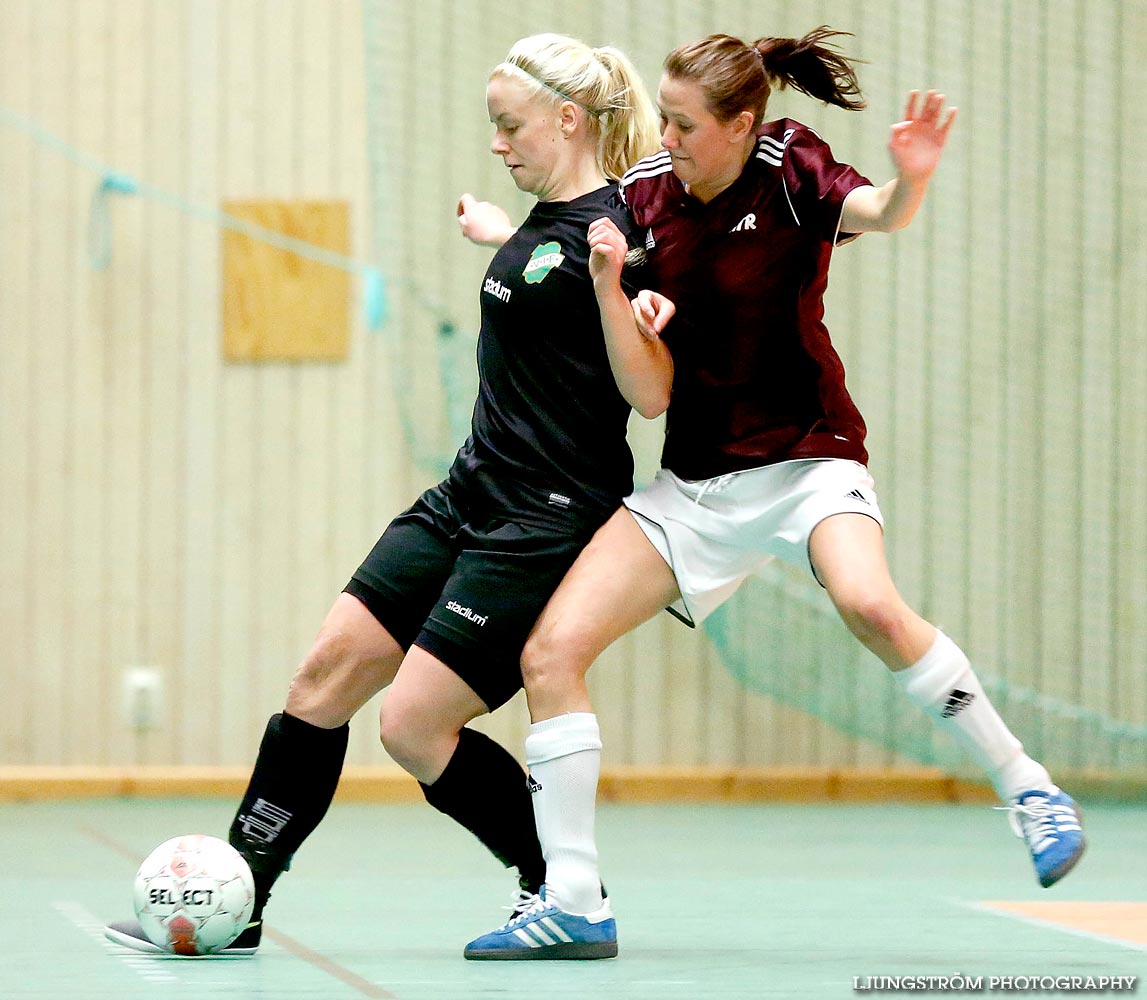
[623,459,884,626]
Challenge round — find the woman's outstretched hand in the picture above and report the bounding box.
[888,90,957,181]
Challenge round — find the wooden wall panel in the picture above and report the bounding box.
[1038,0,1085,745]
[179,0,224,766]
[216,0,261,765]
[1113,1,1147,754]
[962,0,1008,709]
[292,1,340,744]
[221,201,351,362]
[999,0,1047,711]
[0,0,35,763]
[0,0,1143,776]
[250,0,301,752]
[139,0,187,766]
[26,0,71,765]
[1075,5,1119,761]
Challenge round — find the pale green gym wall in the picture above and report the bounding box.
[1,0,1144,772]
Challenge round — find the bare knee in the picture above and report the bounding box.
[520,624,596,718]
[833,589,931,667]
[520,627,566,693]
[379,699,456,783]
[377,698,417,768]
[285,630,370,727]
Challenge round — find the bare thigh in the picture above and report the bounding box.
[285,592,407,728]
[523,507,681,719]
[809,513,935,668]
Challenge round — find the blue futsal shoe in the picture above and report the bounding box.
[464,886,618,960]
[1001,788,1086,887]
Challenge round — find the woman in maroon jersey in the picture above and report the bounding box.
[465,28,1084,960]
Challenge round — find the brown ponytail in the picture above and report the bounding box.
[754,26,865,111]
[664,27,864,130]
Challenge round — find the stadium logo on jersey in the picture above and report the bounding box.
[483,276,511,303]
[731,213,757,232]
[523,241,565,284]
[446,600,488,627]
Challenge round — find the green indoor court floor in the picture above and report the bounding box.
[2,798,1143,999]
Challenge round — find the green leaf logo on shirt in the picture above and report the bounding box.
[523,241,565,284]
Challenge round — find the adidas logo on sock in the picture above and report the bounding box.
[527,774,542,794]
[941,688,976,718]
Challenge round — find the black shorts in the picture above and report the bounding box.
[344,479,604,711]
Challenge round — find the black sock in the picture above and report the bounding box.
[421,728,546,893]
[228,711,349,919]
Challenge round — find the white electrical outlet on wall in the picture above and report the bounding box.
[122,667,163,731]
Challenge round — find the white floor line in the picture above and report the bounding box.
[958,899,1147,954]
[53,901,178,982]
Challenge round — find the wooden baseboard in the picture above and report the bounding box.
[597,766,998,804]
[0,766,414,802]
[0,765,1137,804]
[0,765,996,803]
[2,766,1137,802]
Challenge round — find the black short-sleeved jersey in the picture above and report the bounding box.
[450,184,643,526]
[620,120,873,481]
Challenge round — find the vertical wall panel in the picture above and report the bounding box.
[139,0,188,764]
[1113,1,1147,747]
[102,0,149,765]
[926,1,970,642]
[179,0,224,765]
[27,0,72,763]
[1076,4,1119,762]
[250,0,300,739]
[293,0,337,669]
[963,0,1008,690]
[1038,0,1084,740]
[1000,0,1045,708]
[0,1,34,762]
[216,0,260,764]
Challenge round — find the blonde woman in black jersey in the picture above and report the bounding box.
[105,33,657,960]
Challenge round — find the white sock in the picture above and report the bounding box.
[525,713,603,915]
[895,631,1053,802]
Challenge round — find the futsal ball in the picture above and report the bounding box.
[133,834,256,955]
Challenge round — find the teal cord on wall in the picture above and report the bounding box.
[1,105,389,332]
